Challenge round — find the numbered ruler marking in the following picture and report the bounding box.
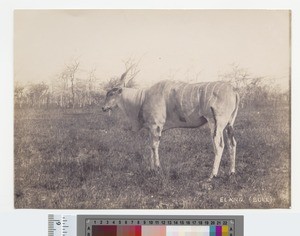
[85,219,234,226]
[84,218,237,236]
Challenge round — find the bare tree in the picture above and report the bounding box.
[54,72,70,108]
[26,82,49,108]
[87,68,97,105]
[61,60,80,108]
[14,82,26,108]
[220,64,266,108]
[220,64,289,108]
[184,68,202,83]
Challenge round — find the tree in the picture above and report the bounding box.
[26,82,49,108]
[220,64,286,108]
[87,68,97,106]
[60,60,80,108]
[14,82,25,108]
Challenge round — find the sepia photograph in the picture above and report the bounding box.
[14,10,290,209]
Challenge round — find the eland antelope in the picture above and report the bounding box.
[102,69,239,181]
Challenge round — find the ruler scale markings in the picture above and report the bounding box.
[48,215,76,236]
[49,215,242,236]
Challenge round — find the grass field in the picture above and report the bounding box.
[14,104,290,209]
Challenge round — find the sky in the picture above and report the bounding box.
[14,10,290,89]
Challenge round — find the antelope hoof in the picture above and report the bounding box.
[201,176,216,190]
[209,174,217,181]
[149,165,161,173]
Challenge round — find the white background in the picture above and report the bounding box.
[1,0,299,235]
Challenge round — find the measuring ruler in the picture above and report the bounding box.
[49,215,243,236]
[48,214,76,236]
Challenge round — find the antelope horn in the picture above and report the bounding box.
[120,65,133,84]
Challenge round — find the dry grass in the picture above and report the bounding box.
[14,105,290,209]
